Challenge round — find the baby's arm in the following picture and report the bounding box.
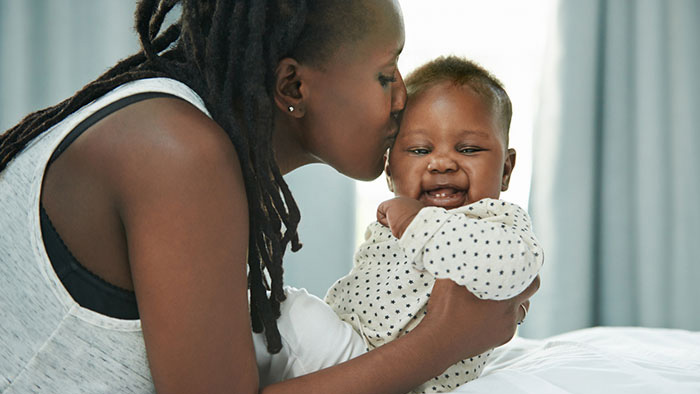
[397,198,543,300]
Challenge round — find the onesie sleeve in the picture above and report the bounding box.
[397,198,543,300]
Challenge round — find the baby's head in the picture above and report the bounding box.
[386,56,515,209]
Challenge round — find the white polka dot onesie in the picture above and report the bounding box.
[325,198,544,393]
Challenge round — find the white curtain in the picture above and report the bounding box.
[522,0,700,338]
[0,0,138,130]
[283,165,356,298]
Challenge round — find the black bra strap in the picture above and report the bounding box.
[42,91,182,320]
[49,91,179,164]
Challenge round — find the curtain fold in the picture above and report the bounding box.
[0,0,139,131]
[523,0,700,338]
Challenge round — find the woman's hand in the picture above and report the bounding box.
[377,196,425,238]
[417,275,540,365]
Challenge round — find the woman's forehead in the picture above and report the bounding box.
[322,0,404,65]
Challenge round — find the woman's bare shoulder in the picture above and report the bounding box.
[91,97,259,392]
[88,97,236,177]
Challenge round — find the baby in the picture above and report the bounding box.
[325,56,544,393]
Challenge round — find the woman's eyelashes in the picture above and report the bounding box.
[378,72,397,87]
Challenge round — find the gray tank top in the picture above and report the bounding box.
[0,78,209,393]
[0,78,364,393]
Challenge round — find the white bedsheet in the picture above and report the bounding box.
[450,327,700,394]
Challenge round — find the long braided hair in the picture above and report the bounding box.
[0,0,372,353]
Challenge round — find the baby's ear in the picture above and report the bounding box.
[501,148,517,191]
[384,150,394,192]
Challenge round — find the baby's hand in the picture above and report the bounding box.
[376,197,425,239]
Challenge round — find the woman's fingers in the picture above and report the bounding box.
[421,275,541,363]
[515,275,540,303]
[512,276,538,325]
[423,279,514,361]
[517,300,529,325]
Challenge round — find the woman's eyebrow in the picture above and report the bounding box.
[381,45,404,67]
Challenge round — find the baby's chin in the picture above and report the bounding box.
[419,189,469,210]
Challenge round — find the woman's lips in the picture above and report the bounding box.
[420,187,467,208]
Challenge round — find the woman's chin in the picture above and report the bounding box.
[340,166,383,182]
[344,160,386,181]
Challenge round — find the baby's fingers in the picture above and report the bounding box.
[376,202,390,227]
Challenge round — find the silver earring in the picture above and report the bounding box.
[288,105,295,112]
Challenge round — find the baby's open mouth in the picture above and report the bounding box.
[421,187,467,208]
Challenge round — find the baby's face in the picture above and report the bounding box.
[386,82,515,209]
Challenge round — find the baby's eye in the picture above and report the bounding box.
[409,148,430,155]
[458,147,483,154]
[378,72,397,87]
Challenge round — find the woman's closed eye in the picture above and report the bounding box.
[379,72,397,87]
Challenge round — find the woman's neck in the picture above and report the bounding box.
[272,110,318,175]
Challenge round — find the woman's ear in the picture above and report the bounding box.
[501,148,516,191]
[384,150,395,192]
[274,58,306,118]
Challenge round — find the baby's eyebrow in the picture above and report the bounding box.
[397,127,430,136]
[456,129,491,138]
[398,128,492,139]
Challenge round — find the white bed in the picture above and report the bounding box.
[451,326,700,393]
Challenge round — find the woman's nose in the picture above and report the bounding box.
[391,70,407,115]
[427,154,458,173]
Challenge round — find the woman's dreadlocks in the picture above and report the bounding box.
[0,0,373,353]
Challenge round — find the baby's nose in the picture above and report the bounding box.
[427,155,458,173]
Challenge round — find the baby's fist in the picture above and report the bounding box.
[376,197,425,239]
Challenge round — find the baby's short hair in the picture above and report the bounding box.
[404,56,512,144]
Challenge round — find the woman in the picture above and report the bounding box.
[0,1,537,393]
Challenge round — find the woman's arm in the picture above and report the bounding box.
[263,277,538,394]
[114,98,259,393]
